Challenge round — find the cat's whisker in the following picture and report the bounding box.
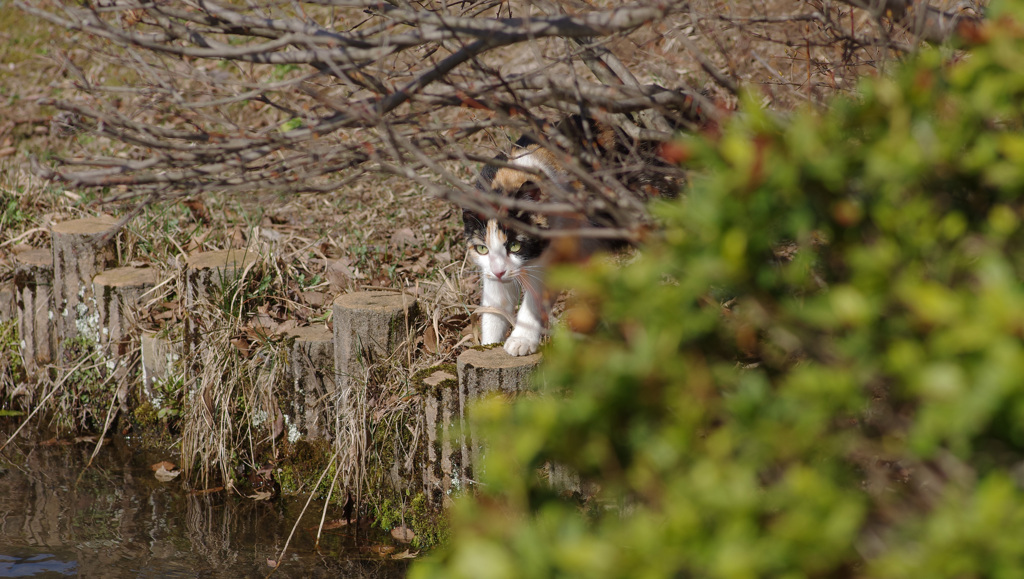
[513,271,543,286]
[504,281,518,301]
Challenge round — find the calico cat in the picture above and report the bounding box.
[463,148,553,356]
[463,116,680,356]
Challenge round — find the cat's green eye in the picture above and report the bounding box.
[475,244,489,255]
[508,241,522,253]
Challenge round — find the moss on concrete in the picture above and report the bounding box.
[0,318,23,385]
[375,492,450,549]
[411,363,457,396]
[277,438,336,497]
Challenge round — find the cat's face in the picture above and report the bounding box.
[463,212,544,282]
[464,151,551,282]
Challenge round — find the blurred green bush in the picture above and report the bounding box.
[414,6,1024,578]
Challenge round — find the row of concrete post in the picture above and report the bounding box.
[1,216,542,503]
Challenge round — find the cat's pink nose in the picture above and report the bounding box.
[493,270,506,280]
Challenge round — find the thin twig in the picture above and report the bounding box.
[267,453,338,577]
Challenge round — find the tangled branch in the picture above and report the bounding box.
[16,0,984,238]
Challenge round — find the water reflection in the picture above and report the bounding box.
[0,552,78,577]
[0,432,408,578]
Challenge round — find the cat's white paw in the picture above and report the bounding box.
[504,336,539,356]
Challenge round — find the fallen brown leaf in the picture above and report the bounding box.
[389,227,418,249]
[423,325,438,354]
[276,319,300,334]
[154,309,177,321]
[154,465,181,482]
[230,337,250,357]
[307,518,349,531]
[390,525,415,543]
[368,544,395,556]
[326,257,362,291]
[301,291,327,307]
[201,385,215,428]
[272,406,285,440]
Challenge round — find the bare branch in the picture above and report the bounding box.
[836,0,983,44]
[12,0,986,240]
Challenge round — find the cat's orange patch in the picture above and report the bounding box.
[491,167,531,195]
[486,219,507,245]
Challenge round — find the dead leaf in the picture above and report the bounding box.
[411,254,431,275]
[301,291,327,307]
[443,313,471,331]
[368,544,395,556]
[389,227,418,249]
[154,309,177,321]
[276,319,300,334]
[183,198,211,224]
[260,228,284,243]
[230,337,251,357]
[201,385,215,428]
[390,525,415,543]
[154,465,181,482]
[272,406,285,440]
[150,460,176,472]
[251,313,278,332]
[307,518,349,531]
[392,549,419,560]
[326,257,361,291]
[266,559,278,568]
[422,325,438,354]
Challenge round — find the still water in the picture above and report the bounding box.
[0,431,409,578]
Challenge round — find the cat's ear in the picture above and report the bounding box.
[518,181,541,201]
[462,208,485,227]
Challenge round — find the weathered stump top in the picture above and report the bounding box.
[13,248,52,268]
[332,291,417,312]
[94,266,160,288]
[50,215,118,235]
[423,369,456,388]
[458,346,542,370]
[284,325,333,342]
[184,249,258,270]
